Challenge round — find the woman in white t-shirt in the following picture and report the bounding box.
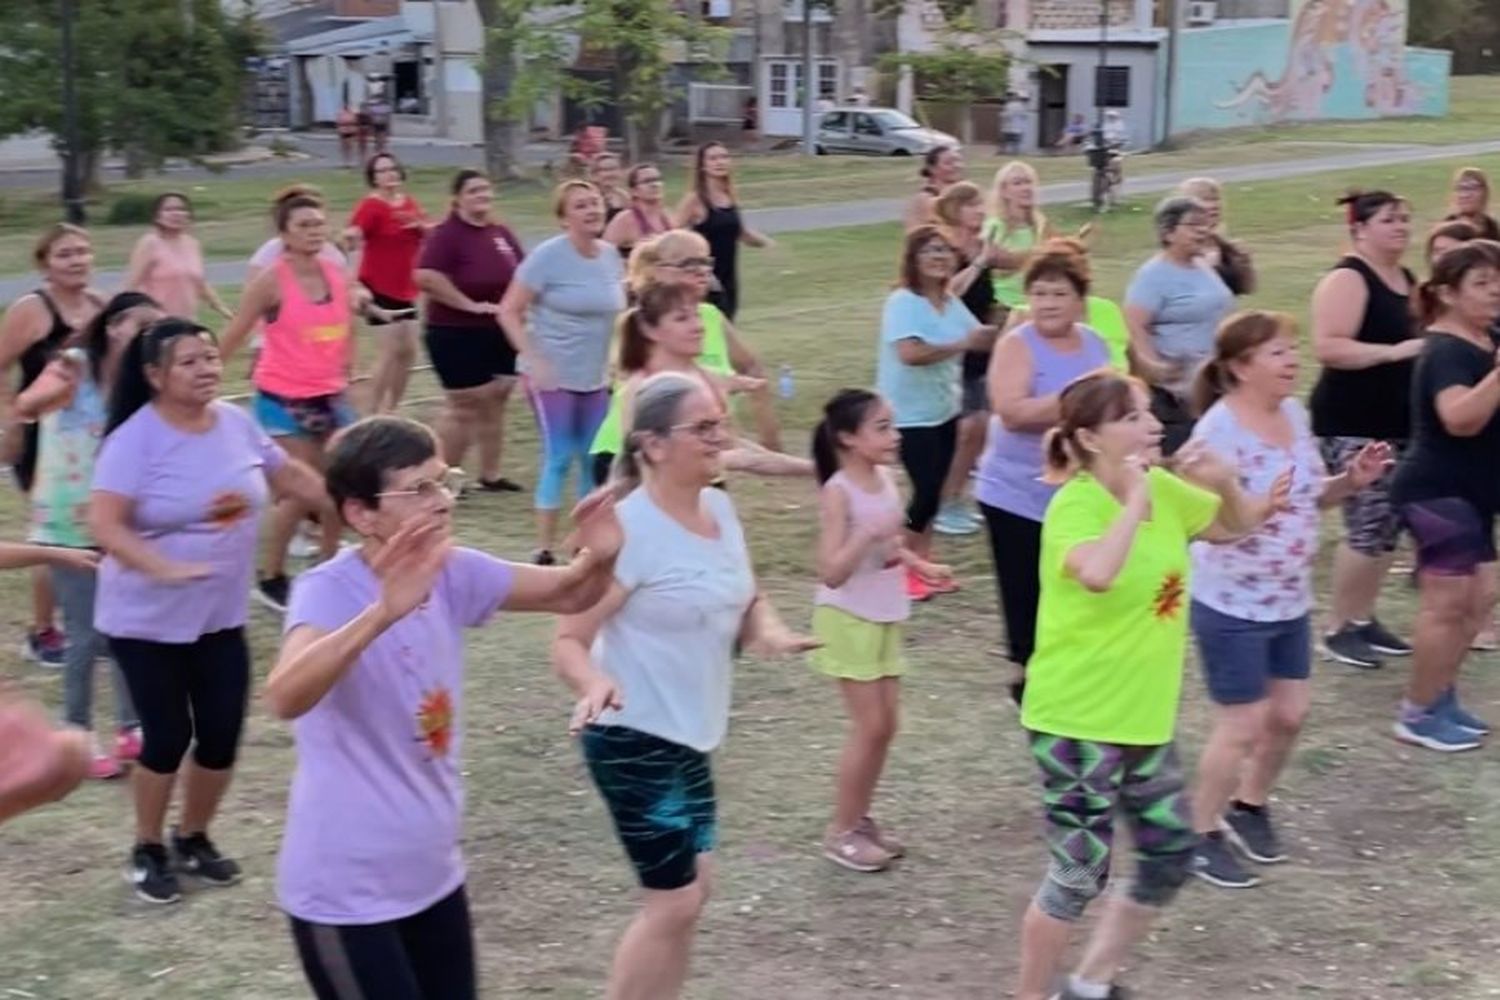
[552,372,815,1000]
[1186,311,1387,890]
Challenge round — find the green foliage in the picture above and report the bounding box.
[1408,0,1496,49]
[0,0,246,175]
[879,35,1012,102]
[103,193,161,226]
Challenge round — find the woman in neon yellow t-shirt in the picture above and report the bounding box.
[1015,369,1284,1000]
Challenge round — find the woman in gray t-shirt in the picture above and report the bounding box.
[499,180,627,564]
[1124,195,1234,454]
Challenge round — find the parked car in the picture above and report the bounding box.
[815,107,959,157]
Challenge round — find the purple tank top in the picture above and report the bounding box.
[975,323,1111,521]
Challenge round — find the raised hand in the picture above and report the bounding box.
[568,673,623,735]
[725,374,767,396]
[1266,466,1294,513]
[1173,440,1236,491]
[571,491,622,562]
[372,516,452,620]
[1347,440,1393,489]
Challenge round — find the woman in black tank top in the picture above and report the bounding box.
[677,142,772,321]
[1307,190,1422,667]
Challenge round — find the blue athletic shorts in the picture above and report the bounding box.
[253,390,357,439]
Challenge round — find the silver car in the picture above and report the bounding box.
[815,107,959,157]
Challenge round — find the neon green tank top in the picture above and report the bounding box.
[981,220,1038,309]
[591,303,732,455]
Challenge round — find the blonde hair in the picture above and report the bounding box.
[935,181,984,229]
[1179,176,1222,204]
[552,179,600,218]
[626,230,711,295]
[988,160,1049,238]
[1453,166,1491,213]
[32,223,90,268]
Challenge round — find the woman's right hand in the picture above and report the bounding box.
[17,357,81,418]
[153,561,214,584]
[468,300,500,317]
[524,352,559,392]
[373,517,452,621]
[1388,338,1424,363]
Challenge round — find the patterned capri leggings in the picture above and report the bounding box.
[528,385,611,510]
[1028,732,1198,921]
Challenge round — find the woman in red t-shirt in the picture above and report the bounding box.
[345,153,427,412]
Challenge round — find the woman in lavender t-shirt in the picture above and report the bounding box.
[88,319,328,906]
[263,416,621,1000]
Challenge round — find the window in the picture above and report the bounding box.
[704,0,731,17]
[854,113,881,136]
[1094,66,1130,108]
[769,62,791,109]
[821,111,848,130]
[818,62,838,101]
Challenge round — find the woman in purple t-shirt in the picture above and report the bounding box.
[263,416,621,1000]
[88,319,328,907]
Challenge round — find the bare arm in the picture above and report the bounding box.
[86,491,207,581]
[415,269,493,316]
[122,235,156,291]
[1434,371,1500,437]
[1311,269,1418,370]
[496,281,540,357]
[265,614,391,719]
[989,330,1060,432]
[268,458,332,511]
[1123,302,1172,378]
[503,549,617,614]
[722,439,814,477]
[895,337,967,367]
[674,192,706,229]
[219,269,280,363]
[1062,481,1149,592]
[740,224,772,249]
[737,588,818,657]
[602,211,638,249]
[551,580,630,697]
[815,484,884,588]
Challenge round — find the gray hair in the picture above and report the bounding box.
[1154,195,1207,246]
[612,371,701,491]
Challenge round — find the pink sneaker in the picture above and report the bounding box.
[115,726,143,763]
[822,828,894,873]
[858,816,905,859]
[88,751,123,781]
[905,569,933,603]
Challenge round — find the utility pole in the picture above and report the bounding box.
[1162,0,1179,143]
[802,0,817,156]
[60,0,85,225]
[433,0,450,138]
[1094,0,1108,136]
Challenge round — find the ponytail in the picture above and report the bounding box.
[1042,369,1140,483]
[1190,357,1231,418]
[1041,426,1080,483]
[85,291,158,383]
[1418,240,1500,328]
[1190,310,1294,418]
[104,318,215,436]
[811,420,839,484]
[1417,279,1444,328]
[810,388,882,485]
[616,307,650,375]
[616,283,698,376]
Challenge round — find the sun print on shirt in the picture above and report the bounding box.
[415,685,454,759]
[206,490,253,529]
[1152,571,1186,621]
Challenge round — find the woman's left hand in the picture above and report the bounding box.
[1346,441,1393,490]
[1173,440,1236,490]
[746,627,822,658]
[571,491,623,563]
[46,548,100,574]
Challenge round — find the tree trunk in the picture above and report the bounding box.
[476,0,525,181]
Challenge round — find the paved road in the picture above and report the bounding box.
[4,137,1499,303]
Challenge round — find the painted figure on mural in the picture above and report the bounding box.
[1350,0,1419,114]
[1215,0,1337,120]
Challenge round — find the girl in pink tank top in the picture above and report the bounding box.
[807,388,954,873]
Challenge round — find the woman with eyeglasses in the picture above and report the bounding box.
[603,163,674,259]
[1445,167,1500,242]
[87,319,328,905]
[344,153,428,413]
[265,415,621,1000]
[553,371,816,1000]
[221,191,369,613]
[676,142,772,321]
[500,180,627,565]
[123,192,232,323]
[878,226,997,602]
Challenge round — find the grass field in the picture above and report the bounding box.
[0,77,1497,277]
[2,145,1500,998]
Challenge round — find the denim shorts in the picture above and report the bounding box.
[1190,601,1311,705]
[253,389,357,439]
[1400,497,1497,577]
[581,725,716,891]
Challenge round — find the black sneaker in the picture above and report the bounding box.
[532,549,557,566]
[1357,618,1411,657]
[127,843,181,905]
[1224,805,1286,864]
[1055,984,1132,1000]
[254,574,291,614]
[1190,832,1260,889]
[171,829,242,887]
[478,476,524,493]
[1319,623,1383,669]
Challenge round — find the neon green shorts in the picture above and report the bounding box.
[808,605,907,681]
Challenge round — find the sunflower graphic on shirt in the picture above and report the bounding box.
[415,686,454,759]
[206,491,252,529]
[1152,571,1186,620]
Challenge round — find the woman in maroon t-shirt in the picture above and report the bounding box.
[346,153,427,413]
[415,170,526,493]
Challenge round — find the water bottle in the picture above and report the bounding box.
[778,364,794,401]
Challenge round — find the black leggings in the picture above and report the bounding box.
[290,885,477,1000]
[980,503,1043,668]
[108,628,250,775]
[898,419,958,533]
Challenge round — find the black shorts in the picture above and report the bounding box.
[367,291,416,328]
[424,324,516,391]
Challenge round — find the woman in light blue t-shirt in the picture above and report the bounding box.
[876,225,993,600]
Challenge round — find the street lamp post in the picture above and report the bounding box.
[60,0,85,225]
[1086,0,1111,211]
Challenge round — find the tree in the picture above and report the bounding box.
[0,0,248,186]
[879,25,1014,145]
[1408,0,1499,74]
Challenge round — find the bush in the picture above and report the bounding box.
[104,193,161,226]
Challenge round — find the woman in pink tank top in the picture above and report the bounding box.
[603,163,673,259]
[220,192,366,611]
[123,193,231,322]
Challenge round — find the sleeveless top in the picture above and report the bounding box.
[975,323,1112,522]
[1308,255,1417,441]
[980,221,1039,309]
[813,469,910,624]
[255,258,352,399]
[12,289,100,491]
[956,244,997,382]
[695,200,742,310]
[615,204,671,259]
[591,304,733,456]
[137,233,205,319]
[29,370,105,548]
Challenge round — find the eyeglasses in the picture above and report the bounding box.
[1457,182,1486,193]
[917,245,955,258]
[670,417,730,441]
[376,467,465,503]
[662,257,715,272]
[634,175,664,185]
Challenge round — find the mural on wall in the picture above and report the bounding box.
[1172,0,1450,131]
[1214,0,1420,119]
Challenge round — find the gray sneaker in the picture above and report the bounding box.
[1191,833,1260,889]
[1319,623,1383,669]
[1224,806,1286,864]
